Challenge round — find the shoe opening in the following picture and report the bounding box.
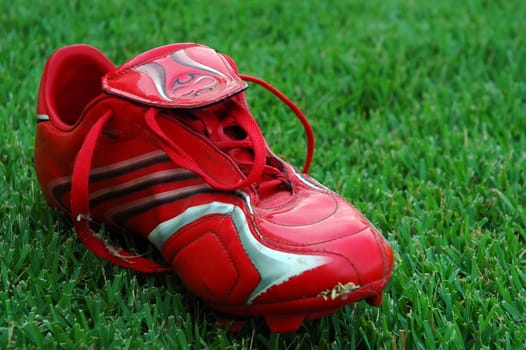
[41,45,114,128]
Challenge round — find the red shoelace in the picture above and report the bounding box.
[71,75,314,272]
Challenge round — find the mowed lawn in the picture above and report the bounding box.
[1,0,525,348]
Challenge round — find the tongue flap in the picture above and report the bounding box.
[102,44,248,108]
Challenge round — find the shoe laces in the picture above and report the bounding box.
[70,75,314,272]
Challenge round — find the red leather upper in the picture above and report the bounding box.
[34,43,393,312]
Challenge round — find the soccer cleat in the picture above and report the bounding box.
[34,43,393,332]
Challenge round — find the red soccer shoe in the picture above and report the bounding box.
[34,43,393,333]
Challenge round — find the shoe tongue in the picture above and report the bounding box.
[102,43,247,108]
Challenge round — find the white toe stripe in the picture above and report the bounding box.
[148,202,232,249]
[148,201,328,303]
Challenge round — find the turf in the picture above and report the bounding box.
[1,0,525,348]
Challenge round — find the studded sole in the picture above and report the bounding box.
[211,278,389,333]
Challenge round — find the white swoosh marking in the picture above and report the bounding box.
[148,201,329,303]
[134,63,171,101]
[171,49,227,78]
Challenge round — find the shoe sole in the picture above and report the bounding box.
[211,278,390,333]
[62,215,389,332]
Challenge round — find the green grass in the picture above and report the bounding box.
[1,0,525,348]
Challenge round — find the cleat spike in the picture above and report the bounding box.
[264,314,304,333]
[366,293,383,306]
[229,321,246,333]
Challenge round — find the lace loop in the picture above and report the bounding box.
[240,74,314,174]
[70,110,171,273]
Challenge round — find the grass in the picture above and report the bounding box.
[1,0,525,348]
